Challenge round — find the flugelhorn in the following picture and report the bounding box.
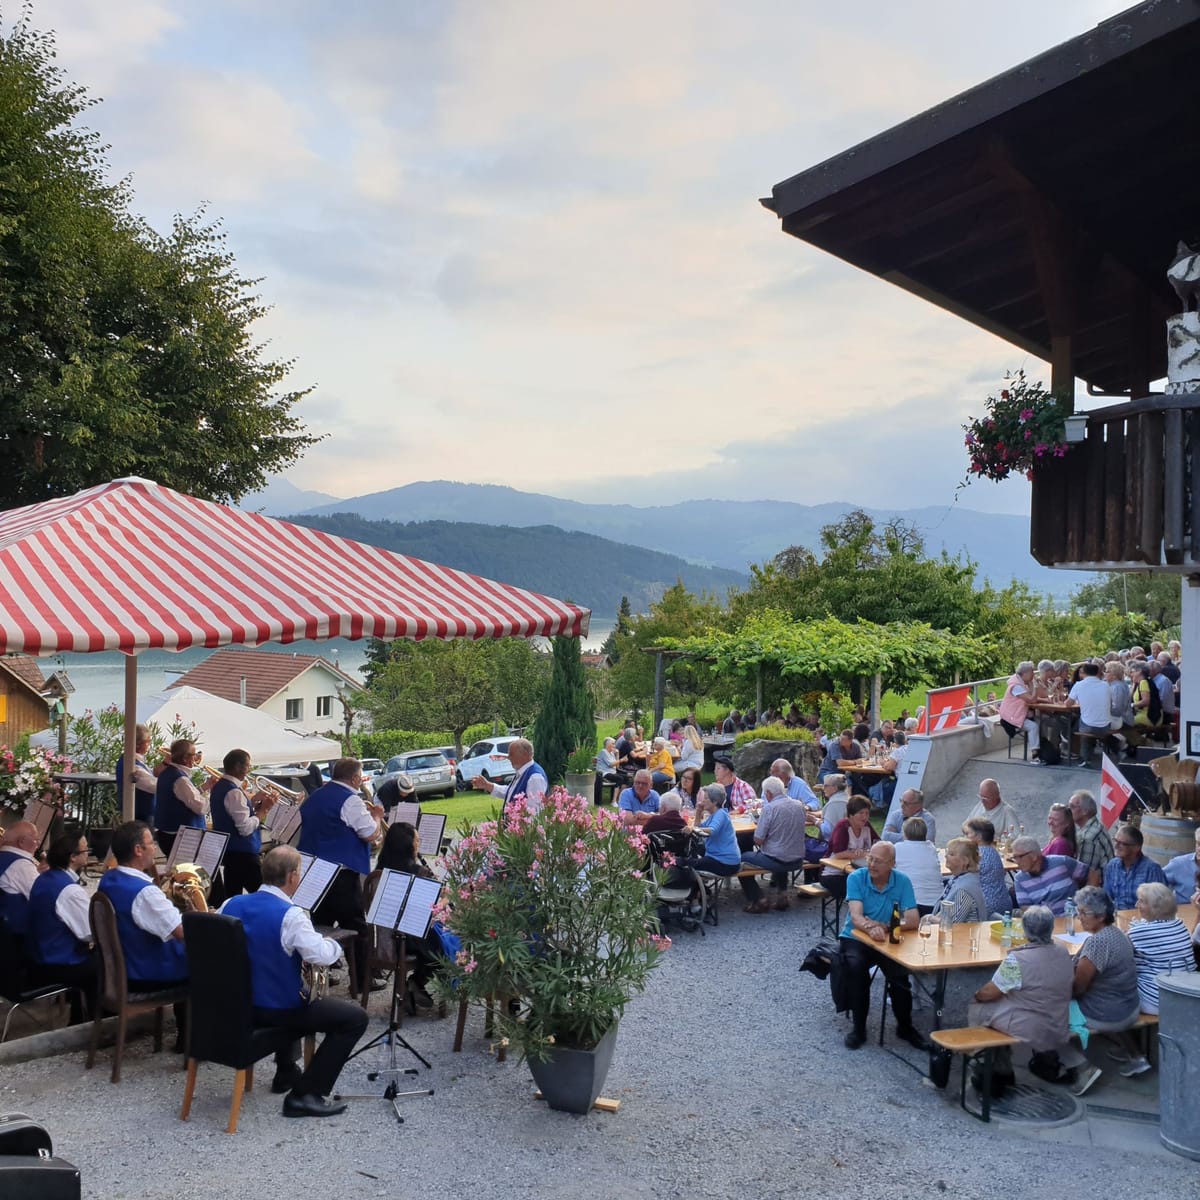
[201,763,303,803]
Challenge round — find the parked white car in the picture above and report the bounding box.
[455,737,516,789]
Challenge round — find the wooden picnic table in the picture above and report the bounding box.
[836,759,893,777]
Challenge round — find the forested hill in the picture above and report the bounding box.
[289,514,748,613]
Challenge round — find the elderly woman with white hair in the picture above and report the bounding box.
[646,736,676,792]
[1125,881,1196,1023]
[998,660,1042,761]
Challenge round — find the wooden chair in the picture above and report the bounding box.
[86,892,188,1084]
[179,912,296,1134]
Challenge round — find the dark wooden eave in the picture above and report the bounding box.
[764,0,1200,396]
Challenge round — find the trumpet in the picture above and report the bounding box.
[201,763,303,803]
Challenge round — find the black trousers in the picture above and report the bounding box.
[311,869,367,978]
[155,830,176,859]
[127,975,188,1038]
[213,851,262,905]
[839,937,914,1036]
[253,998,369,1097]
[28,956,98,1025]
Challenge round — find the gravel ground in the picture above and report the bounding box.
[3,895,1193,1200]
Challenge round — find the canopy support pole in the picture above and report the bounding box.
[870,672,882,727]
[122,656,137,822]
[653,651,665,734]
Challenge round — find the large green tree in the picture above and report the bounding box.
[533,636,596,784]
[361,638,551,756]
[0,15,315,505]
[1072,572,1181,631]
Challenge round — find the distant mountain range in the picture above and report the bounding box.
[253,479,1093,601]
[288,513,748,615]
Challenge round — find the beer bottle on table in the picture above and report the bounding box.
[888,901,902,944]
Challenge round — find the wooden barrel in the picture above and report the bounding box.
[1141,813,1200,867]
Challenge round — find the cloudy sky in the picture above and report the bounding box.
[30,0,1128,515]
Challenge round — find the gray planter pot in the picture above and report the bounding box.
[564,772,594,798]
[527,1023,618,1114]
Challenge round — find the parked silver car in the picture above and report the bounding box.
[378,749,456,799]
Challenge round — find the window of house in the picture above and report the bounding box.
[316,695,333,718]
[285,698,303,722]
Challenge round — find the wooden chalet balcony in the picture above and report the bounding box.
[1030,396,1200,572]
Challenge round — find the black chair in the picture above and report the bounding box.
[180,912,296,1134]
[0,923,79,1043]
[999,719,1028,761]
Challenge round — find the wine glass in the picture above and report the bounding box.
[917,914,936,960]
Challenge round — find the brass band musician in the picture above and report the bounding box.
[222,846,368,1117]
[153,740,212,858]
[209,748,277,900]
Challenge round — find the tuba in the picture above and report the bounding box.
[301,961,329,1002]
[158,863,213,913]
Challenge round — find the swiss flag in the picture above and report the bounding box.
[917,685,973,735]
[1099,752,1134,828]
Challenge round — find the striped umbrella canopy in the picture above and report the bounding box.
[0,478,590,813]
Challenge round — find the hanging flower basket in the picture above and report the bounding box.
[961,370,1072,485]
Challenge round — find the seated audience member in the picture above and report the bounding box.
[1071,886,1143,1086]
[818,774,850,839]
[867,731,907,809]
[663,765,703,812]
[676,724,705,773]
[997,661,1042,762]
[1042,803,1078,857]
[97,820,188,1046]
[223,846,367,1117]
[968,906,1075,1095]
[1127,881,1196,1017]
[1129,662,1161,738]
[881,788,936,845]
[0,820,40,937]
[769,758,819,809]
[962,818,1013,917]
[595,737,625,783]
[721,710,742,734]
[26,833,96,1024]
[1163,827,1200,904]
[869,719,896,747]
[1104,662,1135,756]
[643,791,688,835]
[817,729,864,783]
[617,770,661,827]
[616,724,637,766]
[1067,661,1116,766]
[892,818,943,913]
[1103,825,1166,909]
[935,838,987,923]
[680,785,741,879]
[837,841,924,1051]
[1067,790,1113,881]
[967,779,1021,843]
[976,691,1000,718]
[646,737,676,792]
[739,777,809,913]
[713,755,755,810]
[784,704,802,728]
[1011,837,1089,915]
[821,796,878,903]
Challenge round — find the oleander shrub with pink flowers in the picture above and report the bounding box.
[433,786,669,1059]
[961,370,1071,485]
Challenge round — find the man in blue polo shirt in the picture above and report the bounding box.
[838,841,924,1051]
[617,770,660,827]
[1103,824,1166,909]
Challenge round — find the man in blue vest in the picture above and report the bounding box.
[153,739,210,857]
[27,832,96,1024]
[116,724,159,825]
[209,748,277,900]
[222,846,367,1117]
[471,738,547,815]
[97,821,188,1043]
[0,820,41,938]
[297,758,384,978]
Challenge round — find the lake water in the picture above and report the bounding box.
[45,620,615,717]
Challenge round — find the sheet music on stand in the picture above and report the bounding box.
[266,799,302,846]
[165,828,229,876]
[23,796,58,847]
[292,856,340,912]
[386,802,421,829]
[366,868,443,939]
[416,812,446,857]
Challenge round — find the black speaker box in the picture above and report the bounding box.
[0,1156,81,1198]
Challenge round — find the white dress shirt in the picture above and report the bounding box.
[488,767,547,814]
[335,784,379,840]
[221,884,343,967]
[114,865,182,941]
[219,773,261,837]
[172,772,208,816]
[56,869,93,942]
[0,847,38,899]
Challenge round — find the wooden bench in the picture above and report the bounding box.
[929,1026,1022,1123]
[795,882,829,899]
[1130,1011,1159,1063]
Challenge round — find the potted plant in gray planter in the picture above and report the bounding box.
[563,746,596,800]
[434,786,669,1113]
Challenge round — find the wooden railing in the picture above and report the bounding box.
[1030,396,1200,571]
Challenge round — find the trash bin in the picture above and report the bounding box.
[1159,971,1200,1161]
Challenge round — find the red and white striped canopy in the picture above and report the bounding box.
[0,478,590,656]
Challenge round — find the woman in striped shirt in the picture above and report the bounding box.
[1126,881,1196,1015]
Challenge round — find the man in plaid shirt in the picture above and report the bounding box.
[714,756,755,810]
[1068,790,1113,885]
[1103,824,1166,908]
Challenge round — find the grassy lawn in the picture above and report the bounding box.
[419,792,502,829]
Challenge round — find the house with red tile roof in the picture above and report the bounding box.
[167,647,363,731]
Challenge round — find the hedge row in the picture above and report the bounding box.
[350,724,497,761]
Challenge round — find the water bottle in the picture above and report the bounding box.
[940,904,954,947]
[1064,899,1076,937]
[1000,910,1013,950]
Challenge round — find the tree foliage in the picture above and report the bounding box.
[0,14,316,505]
[532,637,596,784]
[1072,572,1181,630]
[361,638,550,756]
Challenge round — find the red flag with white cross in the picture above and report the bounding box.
[1099,752,1133,828]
